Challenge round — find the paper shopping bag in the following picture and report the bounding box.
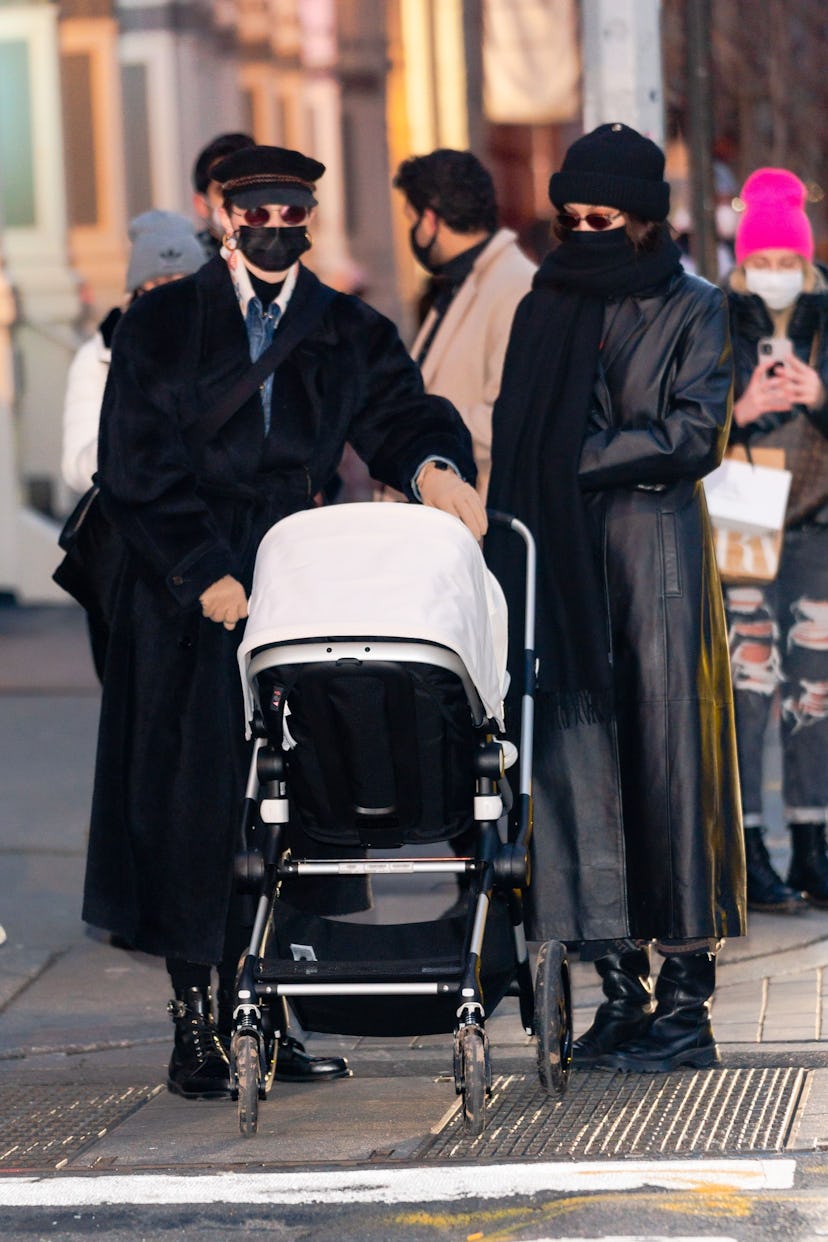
[707,446,788,584]
[703,446,791,535]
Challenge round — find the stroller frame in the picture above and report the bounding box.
[229,511,572,1136]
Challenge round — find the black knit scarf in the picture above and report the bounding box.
[485,225,682,728]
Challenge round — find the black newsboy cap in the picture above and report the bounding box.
[212,144,325,208]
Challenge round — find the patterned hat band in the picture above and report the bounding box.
[221,172,317,192]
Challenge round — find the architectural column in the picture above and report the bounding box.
[386,0,472,335]
[580,0,664,145]
[117,0,247,218]
[0,1,82,600]
[0,242,18,598]
[59,1,128,313]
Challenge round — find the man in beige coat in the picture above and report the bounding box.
[390,149,537,500]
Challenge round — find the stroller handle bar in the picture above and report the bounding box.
[485,509,536,816]
[486,511,536,659]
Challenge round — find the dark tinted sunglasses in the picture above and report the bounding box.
[235,204,312,228]
[557,209,623,231]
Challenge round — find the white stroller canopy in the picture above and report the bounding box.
[238,503,508,729]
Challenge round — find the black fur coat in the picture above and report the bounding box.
[82,257,474,962]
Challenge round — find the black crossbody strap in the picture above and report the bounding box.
[183,280,337,451]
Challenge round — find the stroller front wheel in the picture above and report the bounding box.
[236,1035,261,1137]
[458,1025,488,1137]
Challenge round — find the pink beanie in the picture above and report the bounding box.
[735,167,814,263]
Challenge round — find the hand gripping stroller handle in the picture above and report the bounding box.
[485,510,536,853]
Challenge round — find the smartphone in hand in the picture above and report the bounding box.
[757,337,793,375]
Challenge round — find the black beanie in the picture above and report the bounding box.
[548,122,670,222]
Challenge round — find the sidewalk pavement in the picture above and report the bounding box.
[2,602,828,1169]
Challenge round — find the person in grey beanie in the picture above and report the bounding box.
[62,210,205,496]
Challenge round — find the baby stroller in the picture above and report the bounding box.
[231,502,572,1136]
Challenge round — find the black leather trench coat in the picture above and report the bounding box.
[520,272,747,943]
[82,258,475,963]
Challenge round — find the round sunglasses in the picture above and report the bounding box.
[233,204,312,228]
[557,209,623,231]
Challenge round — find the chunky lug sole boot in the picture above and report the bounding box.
[573,941,654,1066]
[787,823,828,909]
[598,951,719,1073]
[745,827,806,913]
[167,986,232,1099]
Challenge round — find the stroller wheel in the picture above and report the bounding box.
[535,940,572,1097]
[459,1025,488,1137]
[236,1035,260,1137]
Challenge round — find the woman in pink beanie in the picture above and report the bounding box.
[724,166,828,915]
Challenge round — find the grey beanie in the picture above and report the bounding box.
[126,210,205,292]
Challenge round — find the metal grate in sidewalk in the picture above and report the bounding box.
[419,1067,808,1160]
[0,1085,162,1170]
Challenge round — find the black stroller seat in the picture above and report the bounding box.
[258,657,477,849]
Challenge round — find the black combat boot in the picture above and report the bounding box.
[744,827,806,913]
[167,986,232,1099]
[599,950,719,1072]
[217,986,351,1083]
[572,940,654,1066]
[787,823,828,909]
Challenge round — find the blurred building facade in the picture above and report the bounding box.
[0,0,825,599]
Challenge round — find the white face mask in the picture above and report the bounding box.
[744,266,804,311]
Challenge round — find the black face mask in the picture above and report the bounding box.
[409,218,439,272]
[236,226,311,272]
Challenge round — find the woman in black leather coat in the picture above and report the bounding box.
[486,124,746,1073]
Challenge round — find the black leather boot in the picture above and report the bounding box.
[217,986,351,1083]
[572,941,653,1066]
[167,986,232,1099]
[273,1034,352,1083]
[787,823,828,908]
[599,951,719,1072]
[745,827,806,913]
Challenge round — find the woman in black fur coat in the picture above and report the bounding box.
[82,145,486,1099]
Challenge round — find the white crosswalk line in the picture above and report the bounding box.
[0,1158,796,1207]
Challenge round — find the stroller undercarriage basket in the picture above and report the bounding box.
[260,896,519,1038]
[228,504,572,1137]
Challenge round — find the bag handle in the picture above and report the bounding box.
[809,327,822,369]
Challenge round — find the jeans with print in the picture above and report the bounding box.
[724,523,828,828]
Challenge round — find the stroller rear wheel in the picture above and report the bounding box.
[458,1025,489,1136]
[535,940,572,1097]
[236,1034,261,1137]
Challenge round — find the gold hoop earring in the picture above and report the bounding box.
[223,232,237,251]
